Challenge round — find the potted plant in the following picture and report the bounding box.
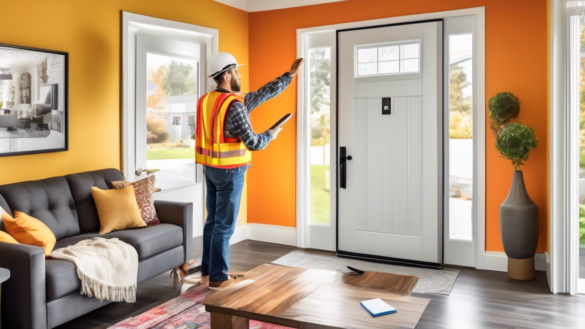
[488,92,539,280]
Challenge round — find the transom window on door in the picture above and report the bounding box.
[356,42,420,77]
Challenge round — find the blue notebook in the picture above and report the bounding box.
[360,298,397,317]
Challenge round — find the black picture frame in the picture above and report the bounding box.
[0,42,68,157]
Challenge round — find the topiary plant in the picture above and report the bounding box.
[488,92,520,134]
[495,123,538,170]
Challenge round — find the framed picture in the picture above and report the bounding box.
[0,43,68,157]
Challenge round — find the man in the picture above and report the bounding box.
[195,52,303,288]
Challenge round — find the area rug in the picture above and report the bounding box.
[109,283,291,329]
[272,250,460,295]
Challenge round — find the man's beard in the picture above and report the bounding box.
[231,79,241,92]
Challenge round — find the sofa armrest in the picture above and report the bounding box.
[0,242,47,329]
[154,201,193,263]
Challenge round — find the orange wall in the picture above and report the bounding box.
[546,0,551,254]
[247,0,549,253]
[0,0,248,183]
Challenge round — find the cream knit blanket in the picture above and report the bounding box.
[51,237,138,303]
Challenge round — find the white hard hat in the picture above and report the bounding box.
[208,52,246,78]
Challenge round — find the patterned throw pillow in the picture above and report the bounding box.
[110,176,160,226]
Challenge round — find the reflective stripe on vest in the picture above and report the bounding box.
[195,91,251,168]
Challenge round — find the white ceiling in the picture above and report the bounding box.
[0,47,45,71]
[214,0,346,12]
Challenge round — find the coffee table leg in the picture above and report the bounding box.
[210,312,249,329]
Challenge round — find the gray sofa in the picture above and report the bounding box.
[0,169,193,329]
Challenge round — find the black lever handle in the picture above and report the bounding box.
[340,147,347,189]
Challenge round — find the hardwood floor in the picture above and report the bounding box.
[57,238,585,329]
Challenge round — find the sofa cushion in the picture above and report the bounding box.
[0,176,80,240]
[46,259,80,301]
[47,224,183,301]
[65,169,125,233]
[53,224,183,261]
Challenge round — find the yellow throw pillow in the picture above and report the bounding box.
[2,211,56,256]
[0,230,19,245]
[91,186,146,235]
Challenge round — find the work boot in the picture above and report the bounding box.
[208,274,244,290]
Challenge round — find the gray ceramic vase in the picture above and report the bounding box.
[500,170,539,260]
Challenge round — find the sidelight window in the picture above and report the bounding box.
[447,34,473,241]
[308,47,332,225]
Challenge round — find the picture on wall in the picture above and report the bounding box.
[0,43,68,157]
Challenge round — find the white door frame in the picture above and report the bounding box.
[296,7,486,268]
[122,12,218,237]
[550,0,583,294]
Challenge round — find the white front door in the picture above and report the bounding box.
[135,33,206,236]
[337,21,444,267]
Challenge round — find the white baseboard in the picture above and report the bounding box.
[229,223,297,246]
[480,251,547,272]
[229,224,250,245]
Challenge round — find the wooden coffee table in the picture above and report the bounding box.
[203,264,430,329]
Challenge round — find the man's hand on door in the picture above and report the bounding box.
[289,58,304,77]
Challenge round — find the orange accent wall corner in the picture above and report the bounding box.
[247,0,549,254]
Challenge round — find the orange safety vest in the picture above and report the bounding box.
[195,91,252,168]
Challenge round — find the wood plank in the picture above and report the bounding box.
[280,283,429,329]
[336,271,419,296]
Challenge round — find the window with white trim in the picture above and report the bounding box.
[356,42,421,77]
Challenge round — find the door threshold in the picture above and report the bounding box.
[337,250,443,270]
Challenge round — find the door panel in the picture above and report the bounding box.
[338,21,443,267]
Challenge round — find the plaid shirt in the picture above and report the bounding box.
[216,72,292,151]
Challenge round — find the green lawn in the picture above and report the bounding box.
[147,148,194,160]
[310,165,331,225]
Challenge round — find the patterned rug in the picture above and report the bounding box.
[109,283,291,329]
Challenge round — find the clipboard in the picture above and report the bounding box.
[269,113,293,130]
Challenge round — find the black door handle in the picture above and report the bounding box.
[340,147,348,189]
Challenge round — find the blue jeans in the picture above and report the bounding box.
[201,165,247,282]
